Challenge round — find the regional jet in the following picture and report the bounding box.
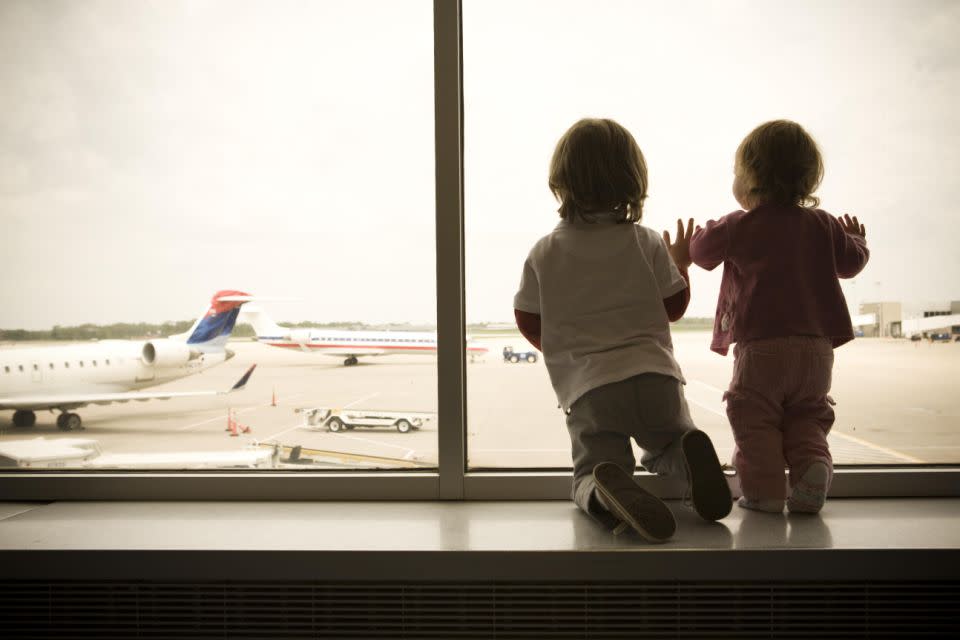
[0,290,256,431]
[239,304,488,366]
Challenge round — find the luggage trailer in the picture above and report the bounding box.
[296,407,435,434]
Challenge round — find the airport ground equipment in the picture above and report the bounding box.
[296,407,434,433]
[503,345,538,364]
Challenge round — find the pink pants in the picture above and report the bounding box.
[724,337,835,501]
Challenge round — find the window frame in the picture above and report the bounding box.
[1,0,958,501]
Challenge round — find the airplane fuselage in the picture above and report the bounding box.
[0,341,229,409]
[256,329,487,358]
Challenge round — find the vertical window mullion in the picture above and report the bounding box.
[434,0,466,499]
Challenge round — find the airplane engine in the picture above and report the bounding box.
[289,329,312,346]
[142,340,201,367]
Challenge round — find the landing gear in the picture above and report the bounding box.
[12,410,36,428]
[396,419,412,434]
[56,412,83,431]
[343,356,359,366]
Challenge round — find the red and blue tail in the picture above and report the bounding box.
[176,290,253,351]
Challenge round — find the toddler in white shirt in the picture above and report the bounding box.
[514,118,731,541]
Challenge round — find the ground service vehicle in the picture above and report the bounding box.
[503,346,538,364]
[296,407,433,433]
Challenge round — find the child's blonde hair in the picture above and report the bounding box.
[736,119,824,208]
[549,118,647,222]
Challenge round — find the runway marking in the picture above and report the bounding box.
[686,379,923,463]
[260,421,306,442]
[830,431,924,464]
[176,391,313,432]
[688,378,727,395]
[343,392,380,408]
[471,448,570,453]
[685,396,727,418]
[332,433,417,458]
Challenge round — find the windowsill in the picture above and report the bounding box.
[2,498,958,582]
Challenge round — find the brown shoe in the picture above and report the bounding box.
[593,462,676,543]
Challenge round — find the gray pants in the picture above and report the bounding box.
[565,373,697,528]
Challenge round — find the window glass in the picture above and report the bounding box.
[0,0,437,471]
[464,0,960,468]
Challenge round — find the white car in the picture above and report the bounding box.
[297,407,432,434]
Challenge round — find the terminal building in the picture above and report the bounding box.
[856,301,960,338]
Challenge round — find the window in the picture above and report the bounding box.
[463,0,960,470]
[0,0,437,477]
[0,1,955,501]
[3,366,9,374]
[17,365,23,373]
[32,364,38,372]
[49,363,54,370]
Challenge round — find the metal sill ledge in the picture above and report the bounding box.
[1,499,958,582]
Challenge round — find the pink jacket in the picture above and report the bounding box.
[690,204,869,355]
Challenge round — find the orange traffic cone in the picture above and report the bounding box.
[271,387,278,407]
[241,425,252,434]
[225,408,233,432]
[229,410,239,437]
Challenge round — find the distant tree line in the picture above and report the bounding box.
[0,320,432,341]
[1,317,714,342]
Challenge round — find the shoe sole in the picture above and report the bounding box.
[787,488,827,514]
[593,463,676,543]
[683,431,733,521]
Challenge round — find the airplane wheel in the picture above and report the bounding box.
[344,357,359,366]
[328,417,344,433]
[12,410,36,428]
[58,413,82,431]
[396,419,412,434]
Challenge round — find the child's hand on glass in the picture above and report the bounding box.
[663,218,695,269]
[838,213,866,238]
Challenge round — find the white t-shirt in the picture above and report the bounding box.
[514,217,688,409]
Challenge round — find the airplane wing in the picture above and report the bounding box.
[0,365,256,411]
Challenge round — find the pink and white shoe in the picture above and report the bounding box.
[737,497,784,513]
[787,462,830,514]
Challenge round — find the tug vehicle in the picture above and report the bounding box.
[502,345,538,364]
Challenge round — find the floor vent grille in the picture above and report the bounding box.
[1,580,957,639]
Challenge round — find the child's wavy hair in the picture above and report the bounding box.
[736,119,824,208]
[549,118,647,222]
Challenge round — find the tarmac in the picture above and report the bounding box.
[1,333,957,468]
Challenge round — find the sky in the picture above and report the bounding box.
[2,0,959,329]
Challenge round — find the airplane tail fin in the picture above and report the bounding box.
[240,305,288,340]
[171,290,253,351]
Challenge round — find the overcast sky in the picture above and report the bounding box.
[2,0,958,329]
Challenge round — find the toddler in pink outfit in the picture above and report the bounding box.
[689,120,869,514]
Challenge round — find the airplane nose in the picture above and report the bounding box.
[225,349,236,360]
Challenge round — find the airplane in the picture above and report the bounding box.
[0,290,257,431]
[238,303,489,366]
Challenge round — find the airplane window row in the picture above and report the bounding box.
[314,337,432,344]
[3,359,112,374]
